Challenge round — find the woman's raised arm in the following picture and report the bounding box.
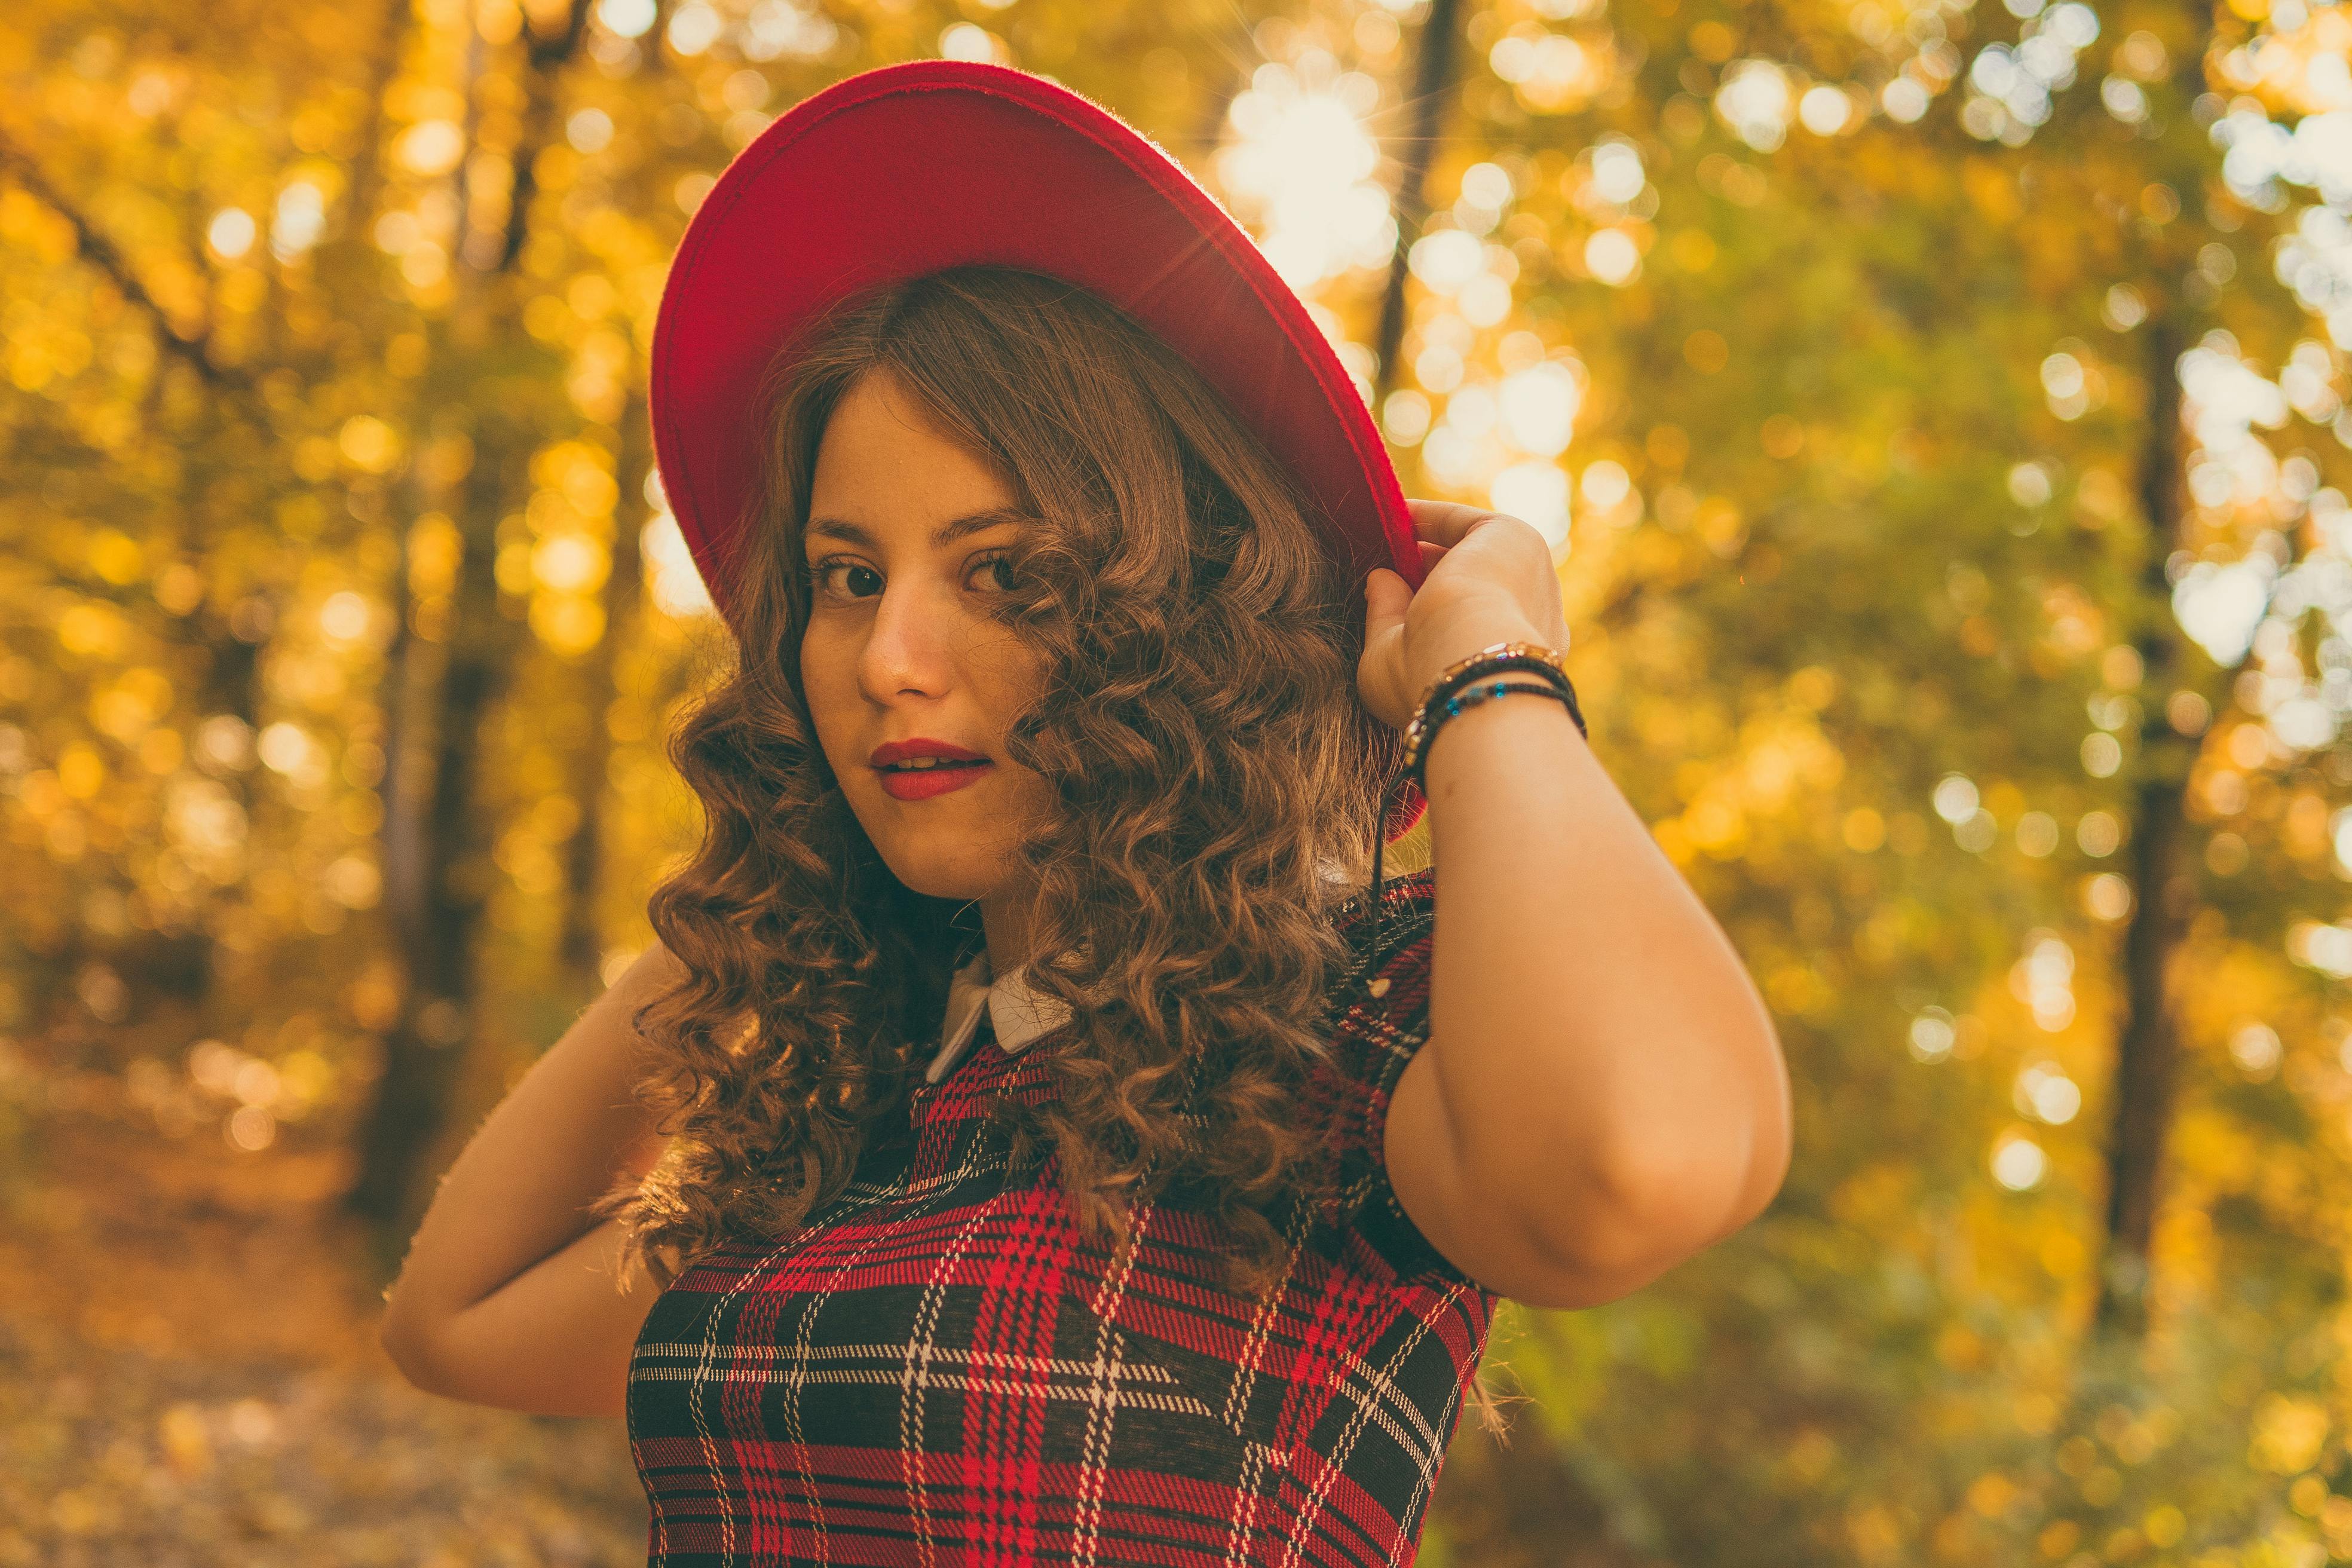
[377,941,687,1417]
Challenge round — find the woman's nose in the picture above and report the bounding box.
[858,580,957,695]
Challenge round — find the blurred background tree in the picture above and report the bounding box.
[12,0,2352,1562]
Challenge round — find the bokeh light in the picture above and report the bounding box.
[1217,58,1392,292]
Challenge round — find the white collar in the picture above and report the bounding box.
[923,858,1365,1085]
[924,944,1074,1083]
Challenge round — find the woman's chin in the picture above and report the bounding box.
[862,829,1000,902]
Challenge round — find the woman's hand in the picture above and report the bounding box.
[1359,500,1574,733]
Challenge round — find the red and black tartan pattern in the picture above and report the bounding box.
[627,869,1495,1566]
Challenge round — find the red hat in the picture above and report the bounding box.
[648,57,1428,841]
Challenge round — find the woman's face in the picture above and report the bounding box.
[798,368,1055,905]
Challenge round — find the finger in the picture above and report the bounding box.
[1363,566,1413,650]
[1404,498,1500,547]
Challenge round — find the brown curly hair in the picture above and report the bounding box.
[594,269,1496,1406]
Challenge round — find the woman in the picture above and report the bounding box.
[381,62,1789,1567]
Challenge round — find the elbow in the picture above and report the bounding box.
[378,1315,428,1391]
[1554,1034,1794,1269]
[377,1300,447,1395]
[1512,1129,1781,1304]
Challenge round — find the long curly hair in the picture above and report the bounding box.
[596,264,1450,1324]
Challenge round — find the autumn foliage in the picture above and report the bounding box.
[8,0,2352,1562]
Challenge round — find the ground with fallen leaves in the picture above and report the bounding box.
[0,1062,651,1568]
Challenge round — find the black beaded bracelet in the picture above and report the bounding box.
[1405,678,1583,793]
[1402,657,1587,785]
[1419,652,1585,731]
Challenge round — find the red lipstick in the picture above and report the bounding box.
[871,737,994,801]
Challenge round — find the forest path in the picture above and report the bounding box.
[0,1067,650,1568]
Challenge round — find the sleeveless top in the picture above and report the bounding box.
[626,868,1497,1566]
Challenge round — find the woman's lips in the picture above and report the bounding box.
[875,760,994,800]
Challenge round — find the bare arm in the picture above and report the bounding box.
[379,941,690,1417]
[1361,505,1790,1311]
[1386,639,1791,1308]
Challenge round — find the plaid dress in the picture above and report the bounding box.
[627,869,1496,1566]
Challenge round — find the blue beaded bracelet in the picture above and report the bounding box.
[1404,678,1581,794]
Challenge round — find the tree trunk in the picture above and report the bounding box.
[1370,0,1466,412]
[345,427,517,1229]
[559,396,649,984]
[498,0,595,272]
[347,0,587,1232]
[2093,311,2197,1336]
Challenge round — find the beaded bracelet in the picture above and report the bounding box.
[1404,678,1582,793]
[1402,645,1587,786]
[1413,639,1575,714]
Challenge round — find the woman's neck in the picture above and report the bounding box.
[979,886,1037,979]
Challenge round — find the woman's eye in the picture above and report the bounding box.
[805,561,881,599]
[803,555,1017,601]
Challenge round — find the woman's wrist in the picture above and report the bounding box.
[1420,679,1584,774]
[1401,677,1590,789]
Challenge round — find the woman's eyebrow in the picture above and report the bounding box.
[804,508,1028,550]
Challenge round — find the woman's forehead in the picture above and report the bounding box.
[808,379,1023,541]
